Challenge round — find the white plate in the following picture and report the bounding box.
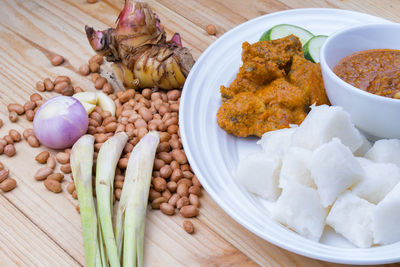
[180,8,396,264]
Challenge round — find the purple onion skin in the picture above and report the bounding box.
[33,96,89,149]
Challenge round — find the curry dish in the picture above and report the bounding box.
[217,35,330,137]
[333,49,400,99]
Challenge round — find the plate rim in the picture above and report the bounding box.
[180,8,394,265]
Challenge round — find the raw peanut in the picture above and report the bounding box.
[35,151,50,164]
[167,125,179,135]
[138,107,152,122]
[115,188,122,201]
[118,89,135,103]
[24,101,36,111]
[94,134,108,143]
[118,158,128,169]
[87,0,98,3]
[116,124,126,133]
[189,185,201,196]
[23,128,34,139]
[168,193,180,207]
[91,73,100,82]
[167,90,181,101]
[152,171,160,178]
[34,167,53,181]
[137,127,148,139]
[142,88,152,99]
[167,181,177,193]
[4,144,16,157]
[206,24,217,35]
[56,152,70,164]
[58,83,74,96]
[158,105,170,116]
[60,164,71,174]
[164,117,178,127]
[183,170,194,179]
[183,220,194,234]
[54,76,71,85]
[51,55,64,66]
[74,86,84,93]
[9,111,18,122]
[157,142,170,153]
[8,103,24,115]
[0,144,3,155]
[162,189,172,201]
[102,83,113,94]
[54,81,69,93]
[44,179,62,193]
[47,173,64,182]
[67,182,75,194]
[46,157,56,169]
[0,139,6,147]
[157,152,172,164]
[27,135,40,147]
[9,129,21,142]
[87,126,96,135]
[79,64,90,76]
[171,149,188,164]
[0,162,3,170]
[72,190,78,199]
[124,143,133,154]
[90,54,104,65]
[152,177,167,192]
[94,143,103,152]
[177,183,188,197]
[177,178,192,187]
[0,119,2,128]
[102,116,116,126]
[44,78,54,91]
[176,196,189,209]
[89,61,100,73]
[170,103,179,112]
[96,126,106,134]
[170,161,180,170]
[115,180,124,189]
[89,119,100,127]
[115,174,125,182]
[4,135,13,145]
[151,92,161,101]
[160,203,175,215]
[30,93,42,102]
[149,188,162,201]
[134,118,147,128]
[153,159,165,171]
[105,122,118,132]
[151,197,167,209]
[189,194,200,207]
[192,175,201,188]
[160,165,172,179]
[170,169,183,182]
[0,169,9,183]
[26,110,35,121]
[0,178,17,192]
[169,138,181,149]
[94,77,107,89]
[180,205,199,218]
[36,81,45,92]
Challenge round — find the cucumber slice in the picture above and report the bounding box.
[260,24,314,46]
[303,35,328,63]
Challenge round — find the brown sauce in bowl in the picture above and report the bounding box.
[333,49,400,99]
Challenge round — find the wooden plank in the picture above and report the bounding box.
[0,195,79,266]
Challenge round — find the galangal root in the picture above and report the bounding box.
[85,0,195,90]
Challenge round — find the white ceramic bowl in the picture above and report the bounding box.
[320,23,400,139]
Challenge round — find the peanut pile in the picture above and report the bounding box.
[1,53,201,232]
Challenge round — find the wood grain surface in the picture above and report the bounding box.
[0,0,399,266]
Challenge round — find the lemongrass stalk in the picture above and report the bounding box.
[70,135,100,267]
[114,131,160,267]
[96,132,128,267]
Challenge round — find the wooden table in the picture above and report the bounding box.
[1,0,400,266]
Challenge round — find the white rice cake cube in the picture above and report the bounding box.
[279,147,315,188]
[353,134,372,157]
[365,139,400,168]
[257,127,297,156]
[271,182,327,241]
[310,138,363,207]
[373,183,400,245]
[326,191,375,248]
[352,162,400,204]
[291,105,363,152]
[236,152,281,201]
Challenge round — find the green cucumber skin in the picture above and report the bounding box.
[304,35,328,63]
[259,24,314,45]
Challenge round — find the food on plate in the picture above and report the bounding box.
[303,35,328,63]
[33,96,89,149]
[333,49,400,99]
[236,104,400,247]
[259,24,314,46]
[326,191,375,248]
[373,183,400,245]
[217,35,329,137]
[271,182,327,241]
[85,0,195,89]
